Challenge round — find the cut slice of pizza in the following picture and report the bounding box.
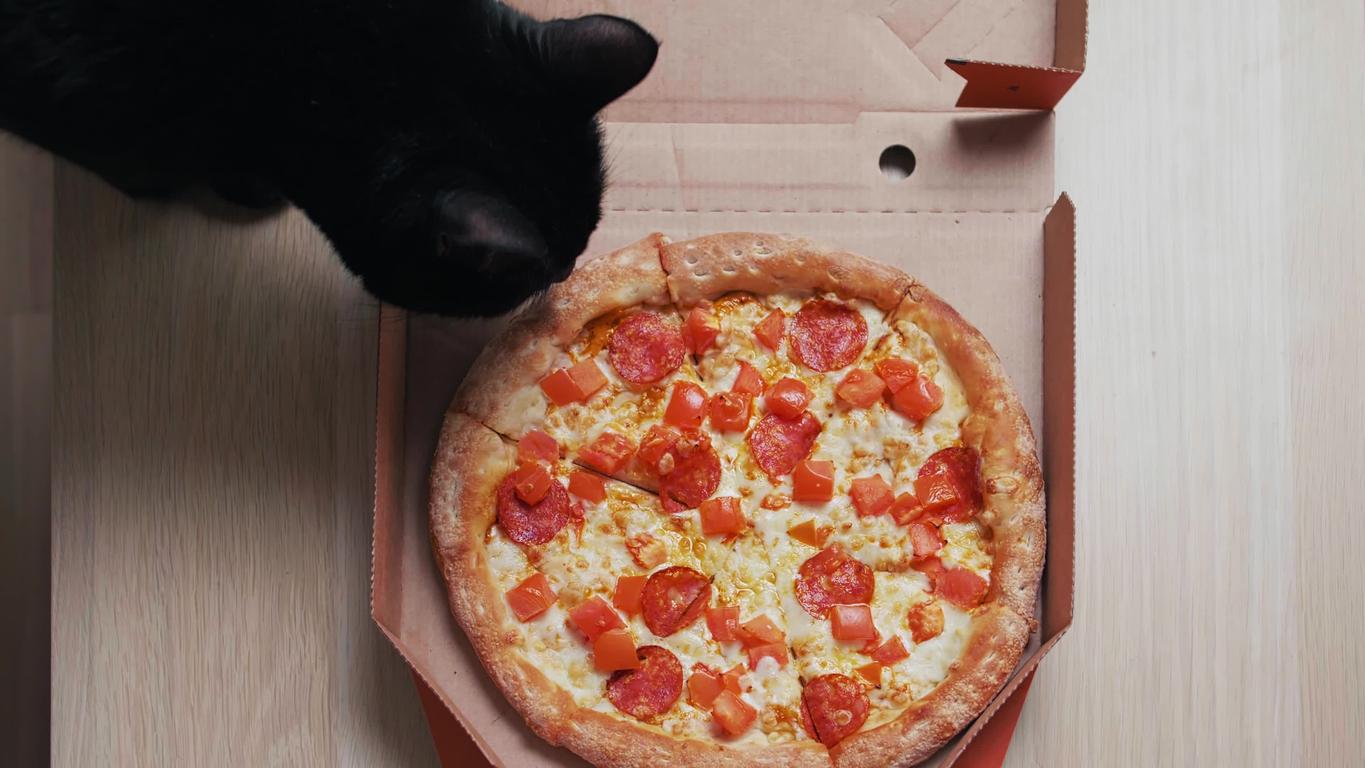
[433,411,813,748]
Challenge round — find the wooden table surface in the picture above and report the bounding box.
[8,0,1362,765]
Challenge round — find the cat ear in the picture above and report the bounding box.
[433,191,547,269]
[535,15,659,115]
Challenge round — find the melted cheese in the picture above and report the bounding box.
[481,293,995,746]
[491,471,806,744]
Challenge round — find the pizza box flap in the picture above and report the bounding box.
[599,113,1054,217]
[521,0,1085,117]
[371,0,1080,765]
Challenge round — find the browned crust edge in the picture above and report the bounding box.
[452,233,672,437]
[429,411,831,768]
[817,283,1047,768]
[661,232,913,312]
[832,608,1032,768]
[892,285,1047,624]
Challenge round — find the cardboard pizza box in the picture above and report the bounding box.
[371,0,1083,765]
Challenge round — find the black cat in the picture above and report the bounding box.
[0,1,657,316]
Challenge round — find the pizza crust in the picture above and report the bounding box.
[453,233,673,437]
[892,287,1046,623]
[831,607,1031,768]
[662,233,912,312]
[431,233,1045,767]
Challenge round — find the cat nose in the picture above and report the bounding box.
[433,191,548,272]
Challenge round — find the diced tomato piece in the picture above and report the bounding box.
[854,661,883,686]
[888,493,925,525]
[908,521,944,560]
[830,604,877,642]
[536,359,608,406]
[567,359,608,400]
[664,381,709,430]
[731,361,766,395]
[592,628,640,672]
[721,665,746,694]
[907,600,945,643]
[914,471,964,512]
[711,687,757,735]
[857,628,883,655]
[683,307,720,355]
[935,566,989,609]
[916,448,980,523]
[711,690,758,736]
[539,368,583,406]
[792,460,835,502]
[706,605,740,642]
[912,556,945,581]
[735,614,784,648]
[578,431,635,474]
[874,359,919,393]
[849,475,894,517]
[505,573,557,622]
[746,642,789,670]
[708,392,753,433]
[569,596,626,641]
[891,374,944,421]
[637,424,681,472]
[688,666,726,709]
[626,534,667,569]
[517,430,560,464]
[613,575,648,615]
[699,496,745,537]
[835,369,885,408]
[765,377,811,419]
[786,518,827,548]
[871,636,910,665]
[512,462,553,505]
[754,309,785,350]
[567,470,607,503]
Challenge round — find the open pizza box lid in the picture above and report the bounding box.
[371,0,1082,765]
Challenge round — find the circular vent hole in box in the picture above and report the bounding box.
[878,145,917,181]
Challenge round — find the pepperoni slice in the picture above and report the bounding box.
[606,645,684,721]
[788,300,868,372]
[658,431,721,513]
[495,473,572,546]
[608,312,685,385]
[801,674,870,747]
[919,446,983,522]
[800,695,819,741]
[795,545,875,619]
[641,566,712,636]
[747,412,821,478]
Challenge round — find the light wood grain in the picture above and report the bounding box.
[21,0,1365,765]
[1010,0,1365,766]
[47,171,435,766]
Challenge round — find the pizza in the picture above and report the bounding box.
[429,233,1044,768]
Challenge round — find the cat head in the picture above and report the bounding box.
[285,9,658,317]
